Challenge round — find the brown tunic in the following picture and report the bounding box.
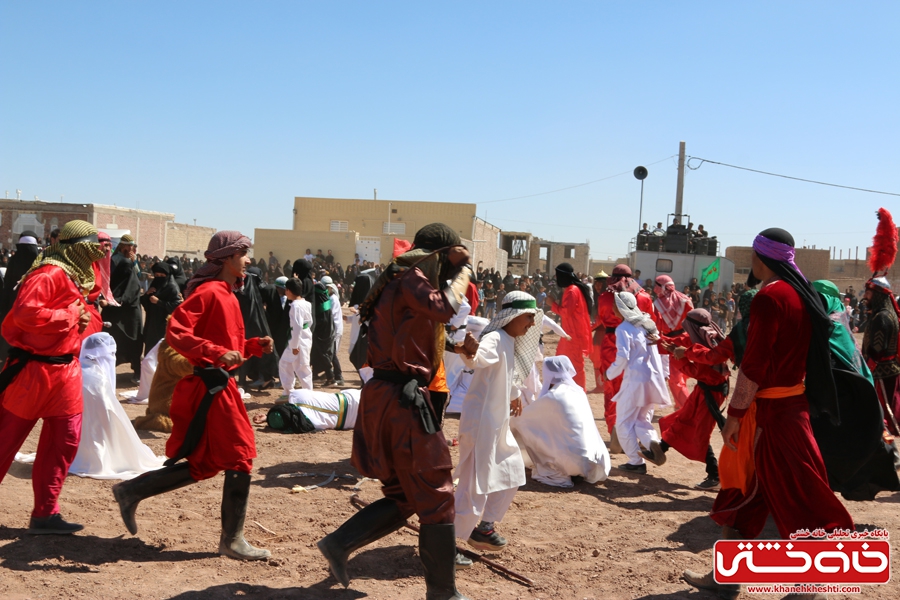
[351,267,456,480]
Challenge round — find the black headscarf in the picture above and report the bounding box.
[413,223,461,251]
[165,257,187,292]
[751,228,840,425]
[349,269,377,307]
[555,262,593,312]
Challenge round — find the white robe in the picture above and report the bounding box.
[280,297,314,393]
[69,333,165,480]
[288,388,361,430]
[454,329,525,537]
[445,313,488,414]
[120,339,161,404]
[522,316,570,405]
[605,321,670,464]
[511,381,610,487]
[606,321,670,410]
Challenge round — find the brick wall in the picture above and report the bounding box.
[0,200,90,249]
[166,222,217,259]
[471,218,504,273]
[92,205,173,258]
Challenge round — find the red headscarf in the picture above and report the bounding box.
[653,274,691,330]
[606,264,642,294]
[184,231,252,298]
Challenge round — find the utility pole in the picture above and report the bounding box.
[674,141,686,218]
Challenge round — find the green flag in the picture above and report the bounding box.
[700,258,720,287]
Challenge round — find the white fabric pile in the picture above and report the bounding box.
[512,356,610,487]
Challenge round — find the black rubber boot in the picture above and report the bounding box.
[317,498,406,588]
[219,470,270,560]
[112,462,195,535]
[419,523,470,600]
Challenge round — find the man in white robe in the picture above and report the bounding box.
[455,291,541,554]
[605,292,670,474]
[511,355,610,487]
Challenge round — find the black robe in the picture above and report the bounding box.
[0,241,41,362]
[166,257,188,293]
[311,282,335,379]
[104,252,144,370]
[141,265,182,354]
[260,284,291,358]
[237,268,278,382]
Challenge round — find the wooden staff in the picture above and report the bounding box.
[349,494,534,588]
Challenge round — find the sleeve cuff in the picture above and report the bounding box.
[727,406,748,419]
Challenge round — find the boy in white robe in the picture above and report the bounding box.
[605,291,670,474]
[278,278,313,396]
[511,355,610,487]
[455,291,541,553]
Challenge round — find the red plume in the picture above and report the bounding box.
[868,207,898,275]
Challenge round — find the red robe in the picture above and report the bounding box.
[659,343,732,462]
[552,286,592,390]
[714,280,853,538]
[594,289,654,431]
[0,265,88,420]
[165,280,263,481]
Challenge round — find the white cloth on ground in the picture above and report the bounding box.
[512,356,610,486]
[69,333,165,480]
[287,388,361,430]
[454,328,525,539]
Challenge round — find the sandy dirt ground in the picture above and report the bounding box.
[1,325,898,600]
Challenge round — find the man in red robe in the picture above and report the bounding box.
[550,262,592,390]
[318,223,472,600]
[112,231,275,561]
[0,220,105,534]
[594,265,654,442]
[652,275,692,409]
[684,228,853,600]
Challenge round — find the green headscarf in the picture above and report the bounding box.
[813,280,873,384]
[728,288,758,367]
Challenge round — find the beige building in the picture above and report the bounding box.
[255,197,505,270]
[500,231,591,276]
[725,246,831,283]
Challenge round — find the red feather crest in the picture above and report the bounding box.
[868,207,898,275]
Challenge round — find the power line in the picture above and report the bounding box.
[480,155,677,204]
[686,156,900,198]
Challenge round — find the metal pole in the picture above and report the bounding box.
[675,141,686,218]
[638,179,645,241]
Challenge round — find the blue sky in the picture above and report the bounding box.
[2,2,898,261]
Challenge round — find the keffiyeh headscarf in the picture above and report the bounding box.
[481,290,543,388]
[539,355,577,399]
[114,233,135,255]
[184,231,251,298]
[607,264,643,294]
[614,291,658,336]
[683,308,725,349]
[25,219,105,294]
[653,275,691,330]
